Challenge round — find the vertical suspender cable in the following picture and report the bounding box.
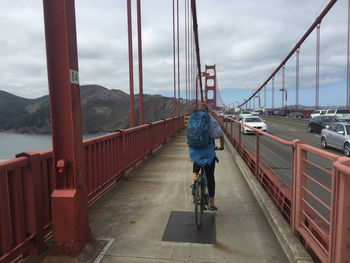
[347,0,350,108]
[296,48,300,109]
[316,24,320,110]
[237,0,337,109]
[185,0,188,114]
[136,0,144,125]
[282,65,285,108]
[177,0,181,116]
[272,77,275,110]
[172,0,177,117]
[187,0,191,112]
[127,0,135,127]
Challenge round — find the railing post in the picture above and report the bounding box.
[117,129,127,172]
[329,157,350,262]
[149,123,153,153]
[238,122,242,153]
[0,170,12,258]
[163,120,167,144]
[290,139,303,233]
[255,132,260,177]
[20,152,45,255]
[291,141,307,234]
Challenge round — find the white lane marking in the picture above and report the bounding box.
[315,135,321,138]
[272,124,277,127]
[94,238,115,263]
[288,128,295,131]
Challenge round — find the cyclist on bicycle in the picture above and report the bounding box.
[188,103,224,211]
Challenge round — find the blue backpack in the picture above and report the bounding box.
[187,110,210,149]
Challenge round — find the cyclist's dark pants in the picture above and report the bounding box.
[193,160,216,198]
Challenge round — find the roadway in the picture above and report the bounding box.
[229,115,343,224]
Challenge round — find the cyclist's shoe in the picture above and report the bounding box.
[190,184,195,196]
[208,205,218,211]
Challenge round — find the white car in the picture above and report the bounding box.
[240,116,268,134]
[324,109,350,122]
[310,110,326,119]
[238,111,252,120]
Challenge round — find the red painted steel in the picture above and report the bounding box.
[215,113,350,262]
[42,0,90,256]
[127,0,135,127]
[136,0,144,125]
[0,117,183,262]
[205,65,217,110]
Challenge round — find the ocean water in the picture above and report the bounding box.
[0,132,107,162]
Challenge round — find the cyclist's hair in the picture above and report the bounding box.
[197,103,209,112]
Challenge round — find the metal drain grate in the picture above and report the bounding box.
[162,211,216,244]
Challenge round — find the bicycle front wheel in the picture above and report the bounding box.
[194,180,203,229]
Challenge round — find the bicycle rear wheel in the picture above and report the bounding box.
[194,180,203,229]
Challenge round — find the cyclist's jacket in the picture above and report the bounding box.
[188,116,223,166]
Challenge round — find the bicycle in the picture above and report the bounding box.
[193,165,208,229]
[193,146,224,229]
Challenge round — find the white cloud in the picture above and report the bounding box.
[0,0,347,107]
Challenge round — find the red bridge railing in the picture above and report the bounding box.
[215,113,350,262]
[0,116,183,263]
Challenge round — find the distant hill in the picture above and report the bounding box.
[0,85,186,133]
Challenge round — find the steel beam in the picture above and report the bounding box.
[42,0,91,255]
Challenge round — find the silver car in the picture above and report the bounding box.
[321,122,350,156]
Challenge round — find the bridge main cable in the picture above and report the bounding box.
[238,0,338,109]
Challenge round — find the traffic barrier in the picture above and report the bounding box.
[215,113,350,262]
[0,116,183,263]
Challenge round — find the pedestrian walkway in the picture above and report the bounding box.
[88,132,289,263]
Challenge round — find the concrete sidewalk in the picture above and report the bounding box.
[89,132,289,263]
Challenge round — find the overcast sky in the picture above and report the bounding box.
[0,0,348,107]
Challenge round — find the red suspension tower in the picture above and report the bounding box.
[204,64,217,110]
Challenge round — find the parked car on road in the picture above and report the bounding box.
[310,110,326,119]
[240,116,268,134]
[324,109,350,122]
[308,116,340,133]
[288,112,305,119]
[321,122,350,156]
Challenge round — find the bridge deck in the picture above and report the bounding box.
[87,131,288,263]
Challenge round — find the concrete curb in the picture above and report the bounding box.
[224,136,314,263]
